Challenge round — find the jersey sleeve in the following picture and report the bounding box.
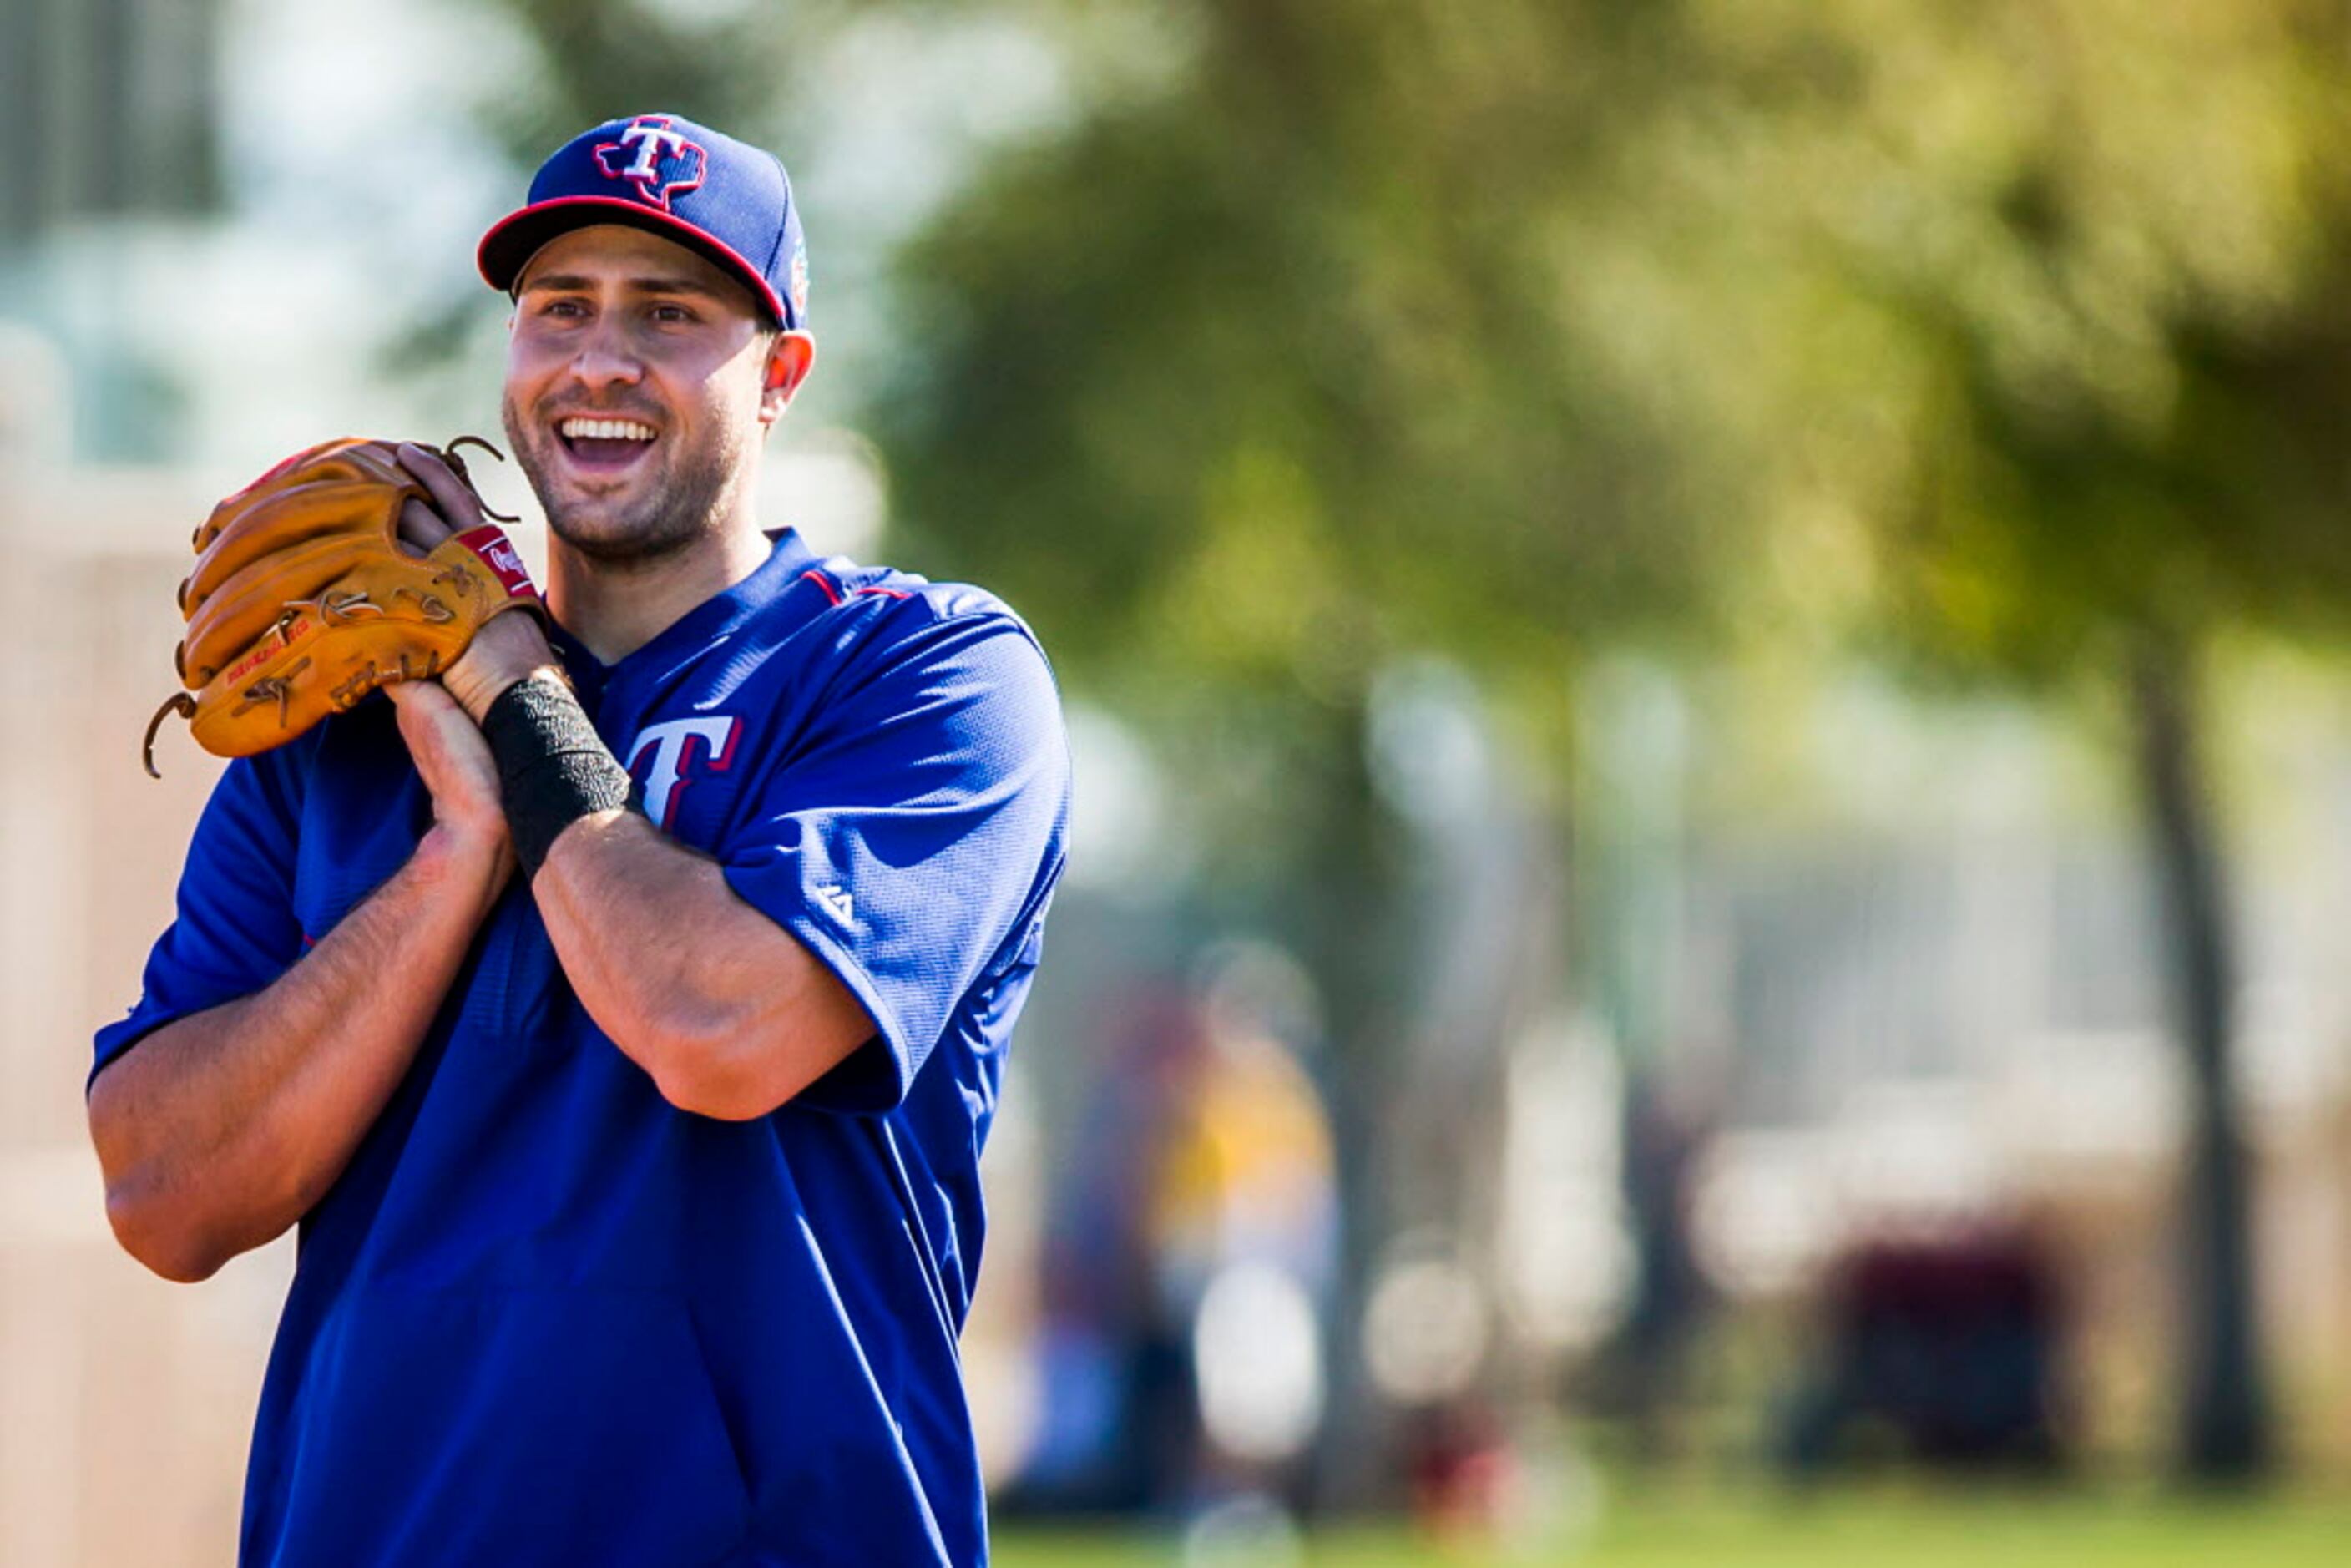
[90,746,311,1089]
[719,608,1070,1114]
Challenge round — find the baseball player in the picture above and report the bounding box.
[88,113,1070,1566]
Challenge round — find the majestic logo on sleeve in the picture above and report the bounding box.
[593,117,707,213]
[627,716,740,828]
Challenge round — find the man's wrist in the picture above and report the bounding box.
[445,613,562,721]
[446,661,552,721]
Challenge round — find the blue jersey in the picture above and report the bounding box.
[94,529,1071,1567]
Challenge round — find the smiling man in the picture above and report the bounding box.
[88,114,1070,1567]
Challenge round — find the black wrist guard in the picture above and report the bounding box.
[480,673,635,878]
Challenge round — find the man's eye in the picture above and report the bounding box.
[651,304,698,324]
[537,299,588,318]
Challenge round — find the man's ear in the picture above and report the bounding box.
[759,331,817,425]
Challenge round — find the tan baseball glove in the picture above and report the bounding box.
[143,438,544,776]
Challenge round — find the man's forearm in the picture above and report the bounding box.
[88,833,506,1282]
[448,663,871,1122]
[533,811,872,1120]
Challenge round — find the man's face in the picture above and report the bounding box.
[503,224,799,564]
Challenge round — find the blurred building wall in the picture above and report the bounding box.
[0,0,223,248]
[0,332,286,1568]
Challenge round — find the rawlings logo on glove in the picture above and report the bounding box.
[142,438,544,776]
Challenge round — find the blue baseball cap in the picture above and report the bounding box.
[478,112,810,331]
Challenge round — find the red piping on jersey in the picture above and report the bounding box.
[802,569,913,604]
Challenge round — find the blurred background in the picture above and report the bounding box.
[8,0,2351,1563]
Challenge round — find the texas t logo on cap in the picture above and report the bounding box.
[593,117,707,213]
[477,111,811,331]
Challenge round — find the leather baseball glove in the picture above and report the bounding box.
[142,437,544,776]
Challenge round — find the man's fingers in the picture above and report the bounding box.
[390,677,506,825]
[387,675,466,731]
[397,442,487,532]
[387,675,453,720]
[397,497,451,555]
[387,679,439,766]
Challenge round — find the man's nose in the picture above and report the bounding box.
[569,318,644,391]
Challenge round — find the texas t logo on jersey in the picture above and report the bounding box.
[593,117,707,212]
[627,716,740,827]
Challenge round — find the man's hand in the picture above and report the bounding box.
[147,438,546,774]
[388,680,515,894]
[395,443,562,721]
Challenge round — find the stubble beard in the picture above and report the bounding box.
[503,393,747,569]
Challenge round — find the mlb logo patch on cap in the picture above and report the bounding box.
[478,112,810,331]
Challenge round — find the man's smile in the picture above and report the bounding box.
[551,413,661,478]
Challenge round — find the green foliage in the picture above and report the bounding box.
[1614,1,2351,679]
[875,0,1763,714]
[877,0,2351,710]
[447,0,2351,709]
[467,0,846,160]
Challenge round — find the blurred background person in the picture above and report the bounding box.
[1009,958,1338,1529]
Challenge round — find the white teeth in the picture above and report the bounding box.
[558,417,656,442]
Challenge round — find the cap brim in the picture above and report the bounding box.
[477,195,792,329]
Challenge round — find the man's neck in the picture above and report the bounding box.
[545,523,773,665]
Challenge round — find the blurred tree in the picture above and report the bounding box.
[1634,1,2351,1479]
[459,0,847,175]
[875,0,2351,1484]
[848,1,1596,1494]
[871,0,1775,1501]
